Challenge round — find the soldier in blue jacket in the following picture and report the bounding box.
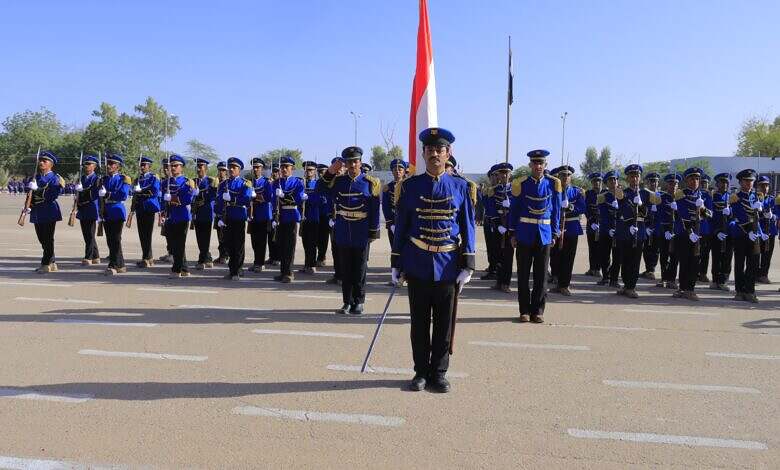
[708,173,732,291]
[320,147,381,314]
[100,154,132,275]
[729,169,763,303]
[480,166,500,281]
[640,172,661,279]
[696,173,714,283]
[27,151,64,273]
[596,171,622,288]
[157,158,172,264]
[75,154,101,265]
[271,156,305,283]
[655,173,681,290]
[266,162,282,267]
[215,157,253,280]
[508,149,562,323]
[247,158,273,272]
[214,161,229,264]
[161,154,195,277]
[584,172,603,277]
[549,165,586,296]
[382,159,408,249]
[316,163,331,267]
[486,163,514,293]
[131,156,161,268]
[671,167,711,301]
[192,158,217,270]
[298,161,321,274]
[756,175,776,284]
[391,128,475,393]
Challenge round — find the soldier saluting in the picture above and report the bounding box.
[391,128,476,393]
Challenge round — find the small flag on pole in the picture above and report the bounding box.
[408,0,438,174]
[507,37,514,106]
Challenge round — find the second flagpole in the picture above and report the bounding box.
[504,35,512,164]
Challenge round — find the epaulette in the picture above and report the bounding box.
[187,178,196,189]
[209,176,218,188]
[486,185,495,198]
[244,179,253,188]
[546,174,562,193]
[57,174,65,187]
[467,179,478,206]
[122,175,132,185]
[615,187,624,200]
[775,195,780,205]
[365,175,381,197]
[648,192,662,205]
[511,176,526,197]
[674,189,685,201]
[729,193,739,205]
[394,177,408,206]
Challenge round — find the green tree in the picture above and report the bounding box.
[0,108,65,172]
[579,146,600,176]
[598,146,612,172]
[736,115,780,157]
[260,148,303,167]
[642,160,670,176]
[184,139,218,162]
[672,158,713,176]
[371,145,389,171]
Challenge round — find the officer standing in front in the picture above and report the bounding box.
[162,154,195,278]
[100,154,132,276]
[215,157,253,280]
[319,147,381,314]
[27,151,64,273]
[391,128,475,392]
[508,149,562,323]
[192,158,218,270]
[132,156,161,268]
[74,155,101,265]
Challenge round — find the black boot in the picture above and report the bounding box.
[428,375,451,393]
[335,303,350,315]
[409,375,426,392]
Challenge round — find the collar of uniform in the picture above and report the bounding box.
[530,175,544,184]
[426,170,446,181]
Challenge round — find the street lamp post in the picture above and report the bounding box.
[349,111,361,146]
[560,112,568,164]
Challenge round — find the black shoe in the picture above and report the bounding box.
[608,281,621,288]
[409,375,426,391]
[596,278,609,286]
[349,303,364,315]
[427,375,451,393]
[480,272,496,280]
[335,303,350,315]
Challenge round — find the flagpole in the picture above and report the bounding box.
[504,36,512,164]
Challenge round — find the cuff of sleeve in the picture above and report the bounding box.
[369,229,380,240]
[390,252,401,269]
[461,253,476,271]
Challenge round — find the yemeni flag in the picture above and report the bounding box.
[408,0,438,174]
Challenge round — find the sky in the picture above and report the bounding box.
[1,0,779,173]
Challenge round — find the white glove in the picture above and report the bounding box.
[664,231,673,240]
[328,219,335,228]
[761,233,769,241]
[390,225,395,233]
[497,225,507,235]
[75,183,84,192]
[590,223,599,231]
[629,225,638,235]
[272,221,278,229]
[192,187,199,197]
[670,201,678,211]
[27,180,38,190]
[561,199,570,209]
[501,198,511,208]
[275,188,284,198]
[222,191,231,202]
[24,207,32,215]
[695,197,704,208]
[249,189,256,198]
[752,201,763,210]
[689,232,700,243]
[217,219,225,228]
[633,195,642,206]
[610,200,619,209]
[748,231,758,242]
[98,186,107,197]
[391,268,402,286]
[722,206,731,216]
[767,210,774,219]
[717,232,727,241]
[134,184,142,193]
[456,269,473,294]
[651,204,657,212]
[609,228,615,237]
[646,228,653,237]
[163,192,172,202]
[301,192,308,201]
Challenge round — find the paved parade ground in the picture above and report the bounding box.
[0,195,777,469]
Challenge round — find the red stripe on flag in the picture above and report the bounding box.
[408,0,433,170]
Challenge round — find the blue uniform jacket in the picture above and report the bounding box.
[162,176,195,224]
[215,176,253,222]
[562,185,586,236]
[272,177,305,224]
[710,190,730,236]
[655,191,676,236]
[585,188,600,233]
[29,171,63,224]
[133,172,161,214]
[317,171,381,248]
[763,194,778,237]
[249,175,273,223]
[76,172,100,221]
[382,180,400,228]
[673,188,710,237]
[391,172,476,282]
[192,175,217,223]
[485,183,512,232]
[728,191,764,238]
[508,175,562,246]
[597,189,621,238]
[699,190,713,235]
[616,187,660,242]
[302,177,320,223]
[101,173,131,222]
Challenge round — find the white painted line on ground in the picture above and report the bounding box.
[79,349,207,362]
[326,364,469,378]
[603,380,760,394]
[53,319,158,327]
[178,304,268,312]
[0,387,93,403]
[245,317,268,321]
[0,281,73,288]
[458,301,515,308]
[566,428,767,450]
[550,323,656,332]
[138,287,219,294]
[0,455,126,469]
[252,328,363,339]
[14,296,102,304]
[233,406,404,427]
[469,340,590,351]
[706,352,780,361]
[57,311,144,317]
[623,308,718,317]
[287,294,371,301]
[7,248,36,252]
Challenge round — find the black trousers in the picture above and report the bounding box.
[407,276,454,377]
[586,227,600,273]
[698,235,711,277]
[136,210,156,261]
[317,219,330,262]
[675,236,699,291]
[79,219,99,260]
[165,221,189,273]
[194,220,213,263]
[759,235,776,277]
[598,236,621,283]
[277,222,297,276]
[620,239,644,290]
[34,221,56,265]
[338,244,369,305]
[710,236,733,285]
[330,229,342,280]
[484,223,497,273]
[552,234,579,288]
[642,235,658,273]
[104,220,125,269]
[516,240,550,315]
[300,220,318,268]
[225,220,246,276]
[658,234,678,283]
[734,236,759,294]
[249,221,270,267]
[214,220,228,259]
[496,233,514,285]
